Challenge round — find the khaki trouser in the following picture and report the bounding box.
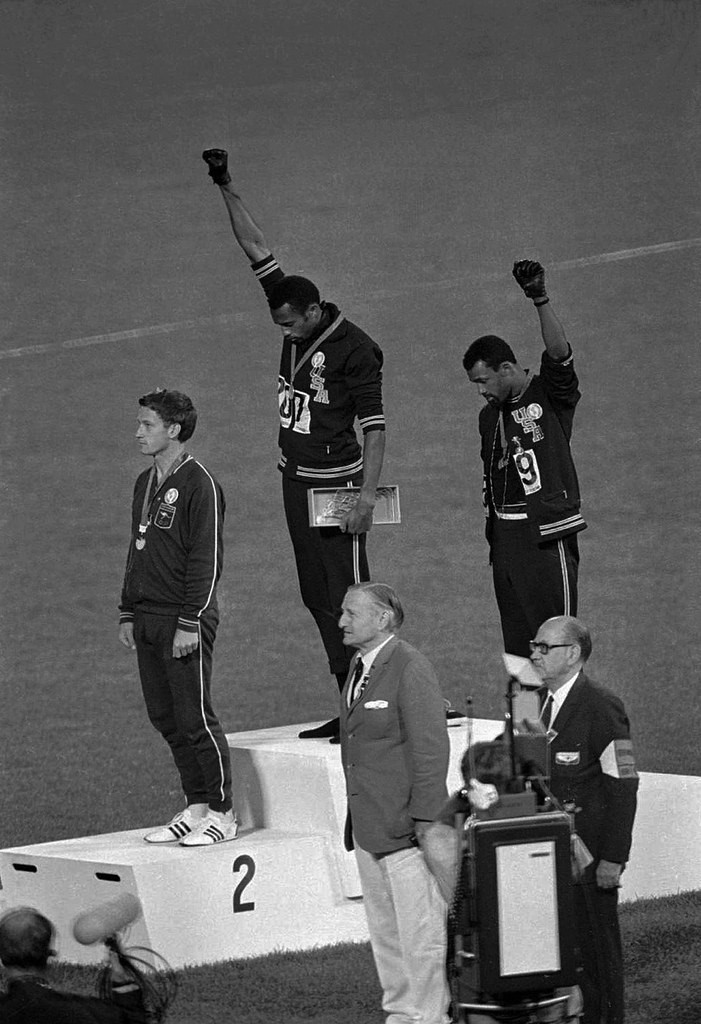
[356,845,451,1024]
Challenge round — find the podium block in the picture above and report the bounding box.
[1,719,695,969]
[618,772,701,902]
[227,718,501,899]
[0,719,498,967]
[0,826,368,967]
[226,722,358,897]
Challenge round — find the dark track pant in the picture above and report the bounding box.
[490,518,579,657]
[283,475,369,679]
[574,882,625,1024]
[134,608,232,812]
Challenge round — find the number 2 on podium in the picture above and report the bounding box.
[233,854,256,913]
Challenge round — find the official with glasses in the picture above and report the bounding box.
[530,616,639,1024]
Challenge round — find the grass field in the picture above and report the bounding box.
[1,0,700,1017]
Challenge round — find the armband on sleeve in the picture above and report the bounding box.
[599,738,638,780]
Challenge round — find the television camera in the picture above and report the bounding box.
[447,655,587,1023]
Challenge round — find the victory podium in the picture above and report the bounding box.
[0,719,501,967]
[0,826,365,967]
[1,719,700,968]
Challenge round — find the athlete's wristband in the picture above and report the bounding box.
[533,296,550,307]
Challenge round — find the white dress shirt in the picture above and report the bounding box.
[547,671,580,726]
[348,634,395,706]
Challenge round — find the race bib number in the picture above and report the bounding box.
[278,377,311,434]
[513,447,542,495]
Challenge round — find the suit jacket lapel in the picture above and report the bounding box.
[551,671,586,734]
[347,637,398,711]
[341,652,360,718]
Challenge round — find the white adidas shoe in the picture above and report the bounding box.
[179,809,239,847]
[143,804,208,844]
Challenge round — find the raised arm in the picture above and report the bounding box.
[202,149,271,264]
[512,259,569,361]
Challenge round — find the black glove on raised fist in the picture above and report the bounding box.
[202,149,231,186]
[512,260,547,301]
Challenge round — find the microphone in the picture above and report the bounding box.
[72,894,142,945]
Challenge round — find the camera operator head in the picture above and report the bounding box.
[459,738,545,808]
[0,907,55,976]
[461,740,514,794]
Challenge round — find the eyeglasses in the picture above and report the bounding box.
[528,641,573,655]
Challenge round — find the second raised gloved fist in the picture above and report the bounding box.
[512,259,547,301]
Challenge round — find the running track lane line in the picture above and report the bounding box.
[2,237,700,360]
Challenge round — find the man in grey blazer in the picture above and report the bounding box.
[339,582,451,1024]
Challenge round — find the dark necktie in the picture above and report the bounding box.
[541,693,554,730]
[349,658,366,705]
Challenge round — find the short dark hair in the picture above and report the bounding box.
[461,740,512,791]
[347,582,405,630]
[461,739,540,795]
[463,335,517,373]
[0,907,54,968]
[267,275,321,315]
[139,389,197,443]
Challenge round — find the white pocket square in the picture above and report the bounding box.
[364,700,388,709]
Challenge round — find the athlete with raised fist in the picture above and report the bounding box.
[202,148,386,742]
[462,261,587,658]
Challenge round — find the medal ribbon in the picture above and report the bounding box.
[287,310,344,405]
